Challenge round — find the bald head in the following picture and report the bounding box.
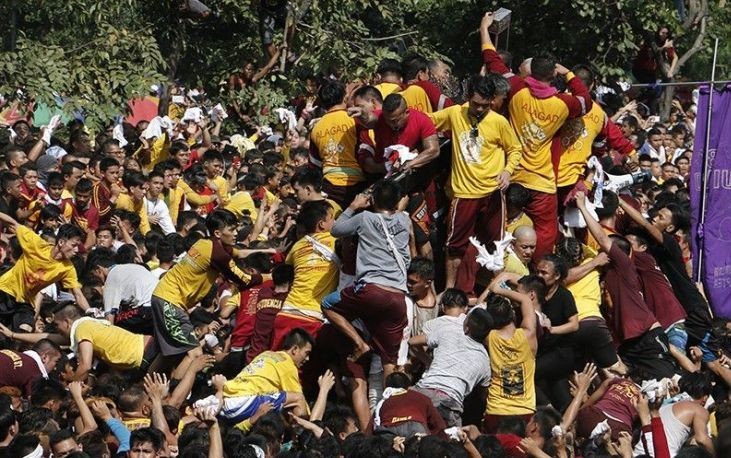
[512,226,537,264]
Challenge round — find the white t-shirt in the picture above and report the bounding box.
[103,264,159,313]
[145,197,176,234]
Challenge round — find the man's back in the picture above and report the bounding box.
[223,351,301,398]
[103,264,159,313]
[417,322,490,407]
[509,88,574,194]
[0,350,43,397]
[154,238,257,310]
[0,225,78,305]
[332,210,411,291]
[309,110,364,187]
[486,327,535,415]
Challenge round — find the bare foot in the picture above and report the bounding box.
[348,342,371,362]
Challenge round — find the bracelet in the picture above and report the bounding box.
[10,332,14,340]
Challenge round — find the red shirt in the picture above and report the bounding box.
[71,202,100,232]
[604,244,658,342]
[633,251,687,329]
[18,183,45,210]
[230,280,274,349]
[358,109,437,166]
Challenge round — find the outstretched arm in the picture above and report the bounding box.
[617,197,663,244]
[575,192,612,253]
[0,212,19,231]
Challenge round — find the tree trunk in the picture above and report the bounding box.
[660,0,709,119]
[660,84,676,121]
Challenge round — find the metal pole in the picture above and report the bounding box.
[695,37,720,283]
[630,80,731,88]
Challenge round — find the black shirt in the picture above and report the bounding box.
[539,285,578,353]
[648,233,712,333]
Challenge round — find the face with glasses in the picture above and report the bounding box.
[164,169,181,188]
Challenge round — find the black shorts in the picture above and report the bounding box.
[0,290,34,332]
[575,318,619,368]
[114,306,154,336]
[618,327,676,380]
[150,296,199,357]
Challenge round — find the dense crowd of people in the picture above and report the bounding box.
[0,9,726,458]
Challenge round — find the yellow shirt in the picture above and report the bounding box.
[116,193,151,235]
[586,225,616,254]
[211,176,229,203]
[178,180,216,208]
[223,351,302,398]
[165,185,184,226]
[154,238,255,310]
[0,226,80,304]
[486,328,536,415]
[309,109,364,187]
[506,212,533,234]
[281,232,339,320]
[509,82,574,194]
[74,319,144,369]
[557,103,605,187]
[503,251,530,277]
[122,418,151,431]
[400,84,433,113]
[430,106,522,198]
[326,199,343,219]
[144,135,169,173]
[375,82,401,99]
[225,191,258,221]
[567,257,603,320]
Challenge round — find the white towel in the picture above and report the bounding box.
[469,232,515,272]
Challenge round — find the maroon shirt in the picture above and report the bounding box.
[0,350,45,397]
[231,280,275,349]
[633,251,687,329]
[604,244,658,342]
[246,288,287,362]
[368,389,446,435]
[593,378,641,427]
[92,181,113,225]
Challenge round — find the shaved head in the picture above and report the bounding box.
[512,225,537,264]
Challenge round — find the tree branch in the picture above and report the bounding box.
[676,0,709,70]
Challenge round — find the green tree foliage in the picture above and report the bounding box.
[0,0,723,131]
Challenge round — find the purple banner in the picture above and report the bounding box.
[690,84,731,318]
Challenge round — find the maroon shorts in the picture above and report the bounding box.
[271,314,323,352]
[576,405,631,442]
[446,193,505,257]
[523,190,558,261]
[331,283,407,365]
